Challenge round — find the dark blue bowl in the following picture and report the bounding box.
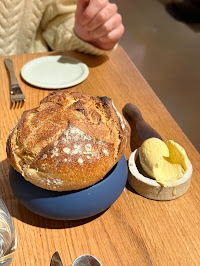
[9,155,128,220]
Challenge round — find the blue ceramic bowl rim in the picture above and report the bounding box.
[10,155,126,196]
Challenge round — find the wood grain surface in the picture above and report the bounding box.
[0,46,199,266]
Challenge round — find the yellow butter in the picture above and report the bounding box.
[139,138,188,186]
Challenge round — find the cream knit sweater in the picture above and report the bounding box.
[0,0,109,56]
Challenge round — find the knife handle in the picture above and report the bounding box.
[123,103,162,142]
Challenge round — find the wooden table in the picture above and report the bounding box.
[0,47,199,266]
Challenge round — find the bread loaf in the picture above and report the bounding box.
[7,91,129,191]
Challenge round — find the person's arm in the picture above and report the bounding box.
[41,0,124,55]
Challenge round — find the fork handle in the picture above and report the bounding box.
[4,58,19,86]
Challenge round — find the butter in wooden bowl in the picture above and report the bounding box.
[128,138,193,201]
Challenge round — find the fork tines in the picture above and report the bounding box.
[10,84,26,106]
[4,58,26,108]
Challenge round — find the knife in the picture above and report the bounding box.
[50,252,63,266]
[123,103,162,142]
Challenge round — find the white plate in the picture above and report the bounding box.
[21,55,89,89]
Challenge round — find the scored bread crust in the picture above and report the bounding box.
[7,91,129,191]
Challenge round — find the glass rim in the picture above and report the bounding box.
[0,197,17,262]
[0,251,16,262]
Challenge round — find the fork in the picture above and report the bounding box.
[4,58,26,107]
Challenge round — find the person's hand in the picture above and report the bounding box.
[75,0,124,50]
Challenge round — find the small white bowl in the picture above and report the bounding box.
[128,149,193,201]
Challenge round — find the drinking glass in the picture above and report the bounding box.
[0,198,17,265]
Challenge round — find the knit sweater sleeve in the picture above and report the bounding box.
[41,0,116,55]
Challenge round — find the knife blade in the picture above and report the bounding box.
[50,251,63,266]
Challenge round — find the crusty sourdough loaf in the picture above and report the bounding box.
[7,91,129,191]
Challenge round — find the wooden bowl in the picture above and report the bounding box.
[128,149,193,201]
